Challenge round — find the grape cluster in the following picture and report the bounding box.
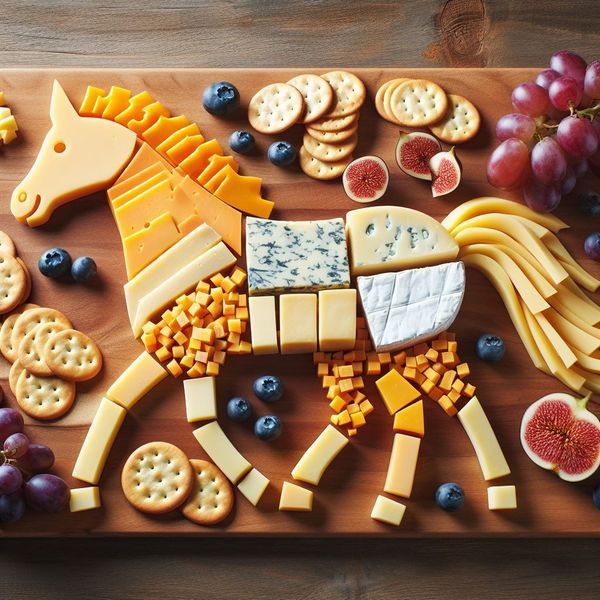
[0,407,69,524]
[487,50,600,213]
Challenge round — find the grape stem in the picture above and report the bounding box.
[578,102,600,119]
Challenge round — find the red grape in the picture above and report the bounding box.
[570,159,589,177]
[585,60,600,99]
[535,69,561,90]
[17,443,55,473]
[549,76,583,111]
[3,432,29,458]
[584,232,600,260]
[561,167,577,195]
[0,491,26,524]
[550,50,587,83]
[557,116,599,159]
[522,178,562,212]
[24,473,69,513]
[496,113,536,142]
[531,137,567,184]
[0,408,24,442]
[512,82,549,117]
[0,464,23,494]
[487,138,530,190]
[589,150,600,177]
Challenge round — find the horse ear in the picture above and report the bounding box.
[49,80,79,124]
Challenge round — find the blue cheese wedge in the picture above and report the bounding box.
[358,262,465,352]
[346,206,459,275]
[246,217,350,295]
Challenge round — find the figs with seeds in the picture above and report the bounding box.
[520,392,600,482]
[395,131,441,180]
[342,156,389,203]
[429,147,461,197]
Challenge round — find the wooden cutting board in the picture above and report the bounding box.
[0,68,598,537]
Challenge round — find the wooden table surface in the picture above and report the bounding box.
[1,0,599,597]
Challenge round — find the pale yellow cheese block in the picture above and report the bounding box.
[184,377,217,423]
[279,481,313,512]
[237,468,270,506]
[248,296,278,355]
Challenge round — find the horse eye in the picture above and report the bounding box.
[54,142,66,153]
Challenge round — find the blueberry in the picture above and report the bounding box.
[226,397,253,423]
[202,81,240,117]
[229,130,255,155]
[577,191,600,217]
[435,482,465,512]
[584,232,600,261]
[475,334,505,362]
[71,256,97,283]
[253,375,284,403]
[268,141,297,167]
[38,247,72,278]
[593,483,600,510]
[254,415,282,441]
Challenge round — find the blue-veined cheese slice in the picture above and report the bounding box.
[246,217,350,295]
[346,206,459,275]
[358,261,465,352]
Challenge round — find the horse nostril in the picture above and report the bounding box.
[17,191,27,203]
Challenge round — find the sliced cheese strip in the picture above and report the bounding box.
[573,366,600,394]
[193,421,251,484]
[197,154,239,186]
[573,348,600,374]
[79,86,106,116]
[237,468,270,506]
[166,133,206,164]
[156,123,200,156]
[114,142,171,185]
[100,87,132,121]
[133,241,236,336]
[533,312,577,368]
[124,223,221,325]
[142,115,189,147]
[548,295,600,341]
[513,215,551,238]
[291,425,348,485]
[113,91,155,127]
[441,196,568,234]
[555,282,600,326]
[179,138,223,178]
[544,307,600,354]
[545,233,600,292]
[128,101,170,136]
[213,166,274,218]
[457,396,510,481]
[248,295,279,355]
[383,433,420,498]
[111,170,172,210]
[107,161,171,203]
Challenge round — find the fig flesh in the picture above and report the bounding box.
[430,147,461,197]
[520,392,600,482]
[395,131,441,181]
[342,156,389,203]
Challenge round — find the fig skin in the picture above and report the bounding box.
[430,147,462,197]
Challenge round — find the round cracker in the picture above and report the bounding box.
[43,328,103,382]
[15,258,31,306]
[0,232,16,257]
[308,112,358,133]
[287,74,334,124]
[121,441,193,515]
[375,79,395,120]
[320,71,366,118]
[305,121,358,144]
[390,79,448,126]
[10,307,72,359]
[382,78,410,123]
[248,83,305,134]
[0,255,26,315]
[299,146,352,181]
[181,459,234,526]
[8,360,24,396]
[303,131,357,163]
[429,93,481,143]
[0,303,40,363]
[18,325,57,377]
[15,369,76,420]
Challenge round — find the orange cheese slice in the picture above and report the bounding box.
[178,139,223,179]
[128,102,170,136]
[204,166,230,194]
[114,91,154,126]
[100,87,132,121]
[142,115,190,147]
[197,154,239,187]
[392,400,424,437]
[108,161,171,203]
[213,166,274,218]
[79,86,106,116]
[166,134,206,165]
[156,123,201,156]
[111,170,172,210]
[114,143,172,185]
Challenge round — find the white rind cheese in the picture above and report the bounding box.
[346,206,459,275]
[246,217,350,295]
[358,261,465,352]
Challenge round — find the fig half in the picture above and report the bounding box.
[520,392,600,482]
[342,155,389,203]
[430,147,461,197]
[395,131,441,181]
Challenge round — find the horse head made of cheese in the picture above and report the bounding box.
[11,80,137,227]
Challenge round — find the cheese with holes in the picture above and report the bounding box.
[346,206,459,275]
[72,398,126,484]
[457,397,511,481]
[123,223,221,325]
[291,425,348,485]
[279,481,313,511]
[358,262,465,352]
[371,495,406,526]
[184,377,217,422]
[384,433,421,498]
[69,487,101,512]
[106,352,168,409]
[279,294,318,354]
[487,485,517,510]
[246,217,350,294]
[193,421,251,484]
[133,241,236,336]
[237,468,270,506]
[248,295,278,354]
[318,289,356,351]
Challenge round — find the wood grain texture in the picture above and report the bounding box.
[0,67,598,537]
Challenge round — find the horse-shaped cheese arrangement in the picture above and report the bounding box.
[11,80,600,523]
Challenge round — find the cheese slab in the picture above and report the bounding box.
[69,487,101,513]
[246,217,350,295]
[371,495,406,526]
[383,433,421,498]
[346,206,459,275]
[358,262,465,353]
[279,481,313,512]
[183,377,217,423]
[248,295,279,355]
[318,289,357,352]
[237,468,270,506]
[279,294,318,354]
